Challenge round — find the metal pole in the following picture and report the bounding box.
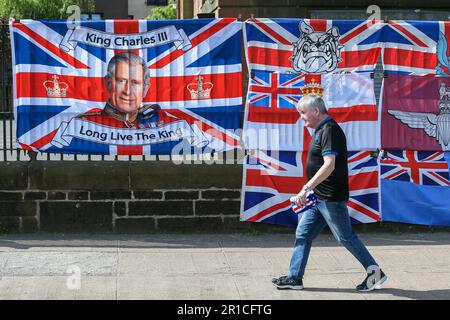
[1,21,8,161]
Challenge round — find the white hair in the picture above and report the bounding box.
[296,94,328,114]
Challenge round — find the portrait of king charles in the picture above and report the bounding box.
[77,52,163,129]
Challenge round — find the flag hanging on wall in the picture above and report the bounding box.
[243,18,383,152]
[380,20,450,226]
[243,72,379,151]
[381,73,450,151]
[244,18,384,74]
[380,150,450,226]
[240,148,380,227]
[381,20,450,75]
[10,19,243,155]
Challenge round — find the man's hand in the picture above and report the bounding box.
[295,189,308,207]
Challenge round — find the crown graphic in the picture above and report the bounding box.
[43,75,68,98]
[300,78,324,97]
[187,76,213,100]
[439,83,450,114]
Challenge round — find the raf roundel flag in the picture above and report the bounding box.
[10,19,243,155]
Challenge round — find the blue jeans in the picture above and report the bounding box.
[288,199,378,279]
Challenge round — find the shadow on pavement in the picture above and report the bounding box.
[304,287,450,300]
[1,232,450,250]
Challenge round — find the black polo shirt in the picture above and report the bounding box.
[306,117,349,201]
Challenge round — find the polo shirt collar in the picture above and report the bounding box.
[315,116,332,131]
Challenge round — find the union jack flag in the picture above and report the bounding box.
[10,19,242,155]
[248,70,305,110]
[381,20,450,75]
[380,150,450,186]
[291,192,317,214]
[240,149,380,226]
[243,71,379,151]
[347,150,380,223]
[244,18,384,74]
[240,149,307,226]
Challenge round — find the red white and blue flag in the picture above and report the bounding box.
[10,19,242,155]
[244,18,383,74]
[243,71,379,151]
[380,150,450,226]
[291,191,317,214]
[243,18,382,152]
[381,20,450,75]
[380,151,450,186]
[240,148,380,226]
[347,150,380,223]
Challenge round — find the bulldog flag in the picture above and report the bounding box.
[381,74,450,151]
[244,18,384,74]
[10,19,243,155]
[243,18,382,152]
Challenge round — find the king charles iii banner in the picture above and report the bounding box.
[10,19,242,155]
[243,18,382,152]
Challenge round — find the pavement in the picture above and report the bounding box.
[0,232,450,300]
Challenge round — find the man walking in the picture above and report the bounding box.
[272,94,387,292]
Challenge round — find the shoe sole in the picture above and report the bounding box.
[273,283,304,290]
[357,275,388,292]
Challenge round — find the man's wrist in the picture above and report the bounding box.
[302,184,313,192]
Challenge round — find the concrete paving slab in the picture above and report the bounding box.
[118,252,230,276]
[0,252,118,276]
[117,275,240,300]
[0,276,117,300]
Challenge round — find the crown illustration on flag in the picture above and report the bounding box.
[300,78,324,97]
[43,75,68,98]
[187,76,213,100]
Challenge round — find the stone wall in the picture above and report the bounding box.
[0,161,276,233]
[2,161,450,234]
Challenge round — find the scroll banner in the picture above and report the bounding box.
[60,25,192,52]
[51,119,208,148]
